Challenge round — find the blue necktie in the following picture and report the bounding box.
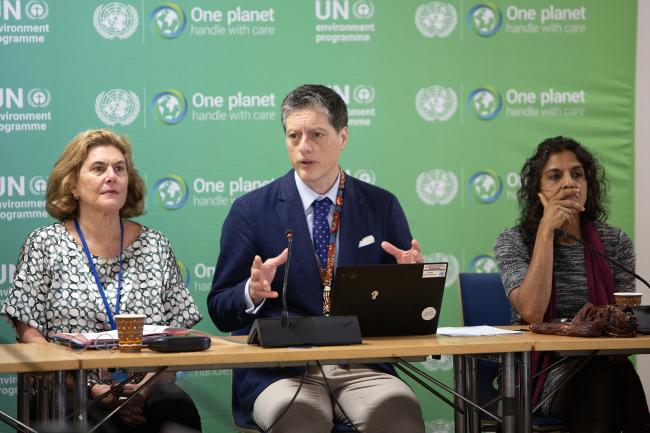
[312,197,332,267]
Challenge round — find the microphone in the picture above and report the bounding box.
[553,228,650,289]
[281,229,294,328]
[246,231,362,348]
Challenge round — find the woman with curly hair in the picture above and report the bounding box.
[495,136,649,432]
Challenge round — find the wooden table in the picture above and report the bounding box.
[51,333,532,433]
[0,343,79,431]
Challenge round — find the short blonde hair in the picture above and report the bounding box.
[46,129,145,220]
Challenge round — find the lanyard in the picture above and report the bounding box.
[320,170,345,315]
[74,218,123,330]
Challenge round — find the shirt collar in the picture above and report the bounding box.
[294,170,340,214]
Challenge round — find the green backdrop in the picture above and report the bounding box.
[0,1,637,431]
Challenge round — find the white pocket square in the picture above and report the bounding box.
[358,235,375,248]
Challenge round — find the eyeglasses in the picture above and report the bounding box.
[66,333,118,352]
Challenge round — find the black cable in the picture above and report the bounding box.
[315,361,361,433]
[261,361,310,433]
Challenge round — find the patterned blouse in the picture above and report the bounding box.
[2,222,202,338]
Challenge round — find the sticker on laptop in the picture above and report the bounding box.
[422,263,447,278]
[421,307,437,321]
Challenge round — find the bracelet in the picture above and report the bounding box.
[87,378,100,395]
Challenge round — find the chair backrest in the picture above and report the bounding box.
[458,272,511,326]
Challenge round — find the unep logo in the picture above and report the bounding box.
[416,169,458,206]
[352,1,374,19]
[28,176,47,195]
[152,175,189,210]
[150,3,186,39]
[93,2,139,40]
[150,89,188,125]
[467,3,502,37]
[467,86,502,120]
[469,254,498,273]
[27,88,50,108]
[415,2,457,38]
[95,89,140,126]
[24,1,48,19]
[353,85,375,104]
[467,170,502,203]
[415,86,457,122]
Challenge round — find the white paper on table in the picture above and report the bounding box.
[60,325,172,341]
[436,326,523,337]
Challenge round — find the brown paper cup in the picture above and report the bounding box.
[114,314,146,352]
[614,292,642,307]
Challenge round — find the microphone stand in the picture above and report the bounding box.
[553,228,650,289]
[247,230,362,348]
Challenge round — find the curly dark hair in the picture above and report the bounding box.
[517,136,609,251]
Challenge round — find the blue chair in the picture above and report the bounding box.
[458,272,567,433]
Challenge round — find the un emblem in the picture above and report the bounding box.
[93,2,139,40]
[421,354,453,372]
[354,169,376,185]
[27,88,51,108]
[423,252,459,288]
[425,419,454,433]
[415,2,457,38]
[24,1,48,20]
[415,86,457,122]
[95,89,140,126]
[416,169,458,206]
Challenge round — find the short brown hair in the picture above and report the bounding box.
[46,129,145,220]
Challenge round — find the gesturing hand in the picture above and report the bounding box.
[381,239,423,264]
[249,249,288,305]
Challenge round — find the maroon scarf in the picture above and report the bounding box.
[530,221,616,407]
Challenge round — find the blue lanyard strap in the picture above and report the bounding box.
[74,218,124,330]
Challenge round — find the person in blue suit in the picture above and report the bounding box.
[208,84,426,433]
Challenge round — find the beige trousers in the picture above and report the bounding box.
[252,364,425,433]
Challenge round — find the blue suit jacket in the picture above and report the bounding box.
[208,170,413,412]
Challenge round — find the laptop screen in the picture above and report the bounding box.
[330,263,447,337]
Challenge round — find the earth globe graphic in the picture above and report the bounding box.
[472,7,497,33]
[473,256,497,273]
[473,173,497,201]
[155,8,181,36]
[157,179,183,207]
[156,94,182,123]
[472,90,497,118]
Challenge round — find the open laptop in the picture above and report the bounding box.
[329,262,447,337]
